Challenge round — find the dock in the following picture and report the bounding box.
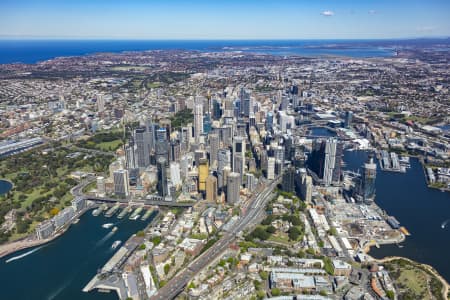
[141,208,154,221]
[92,204,108,216]
[105,203,120,218]
[117,206,132,219]
[129,207,143,220]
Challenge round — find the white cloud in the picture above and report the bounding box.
[416,26,437,33]
[368,10,377,15]
[320,10,334,17]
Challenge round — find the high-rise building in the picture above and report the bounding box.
[135,127,150,168]
[212,99,221,120]
[357,157,376,203]
[266,111,274,132]
[155,128,168,163]
[198,158,209,192]
[113,169,129,197]
[344,111,353,128]
[309,138,342,186]
[206,174,218,202]
[181,126,191,153]
[226,172,241,204]
[267,157,276,180]
[209,133,220,168]
[97,176,105,196]
[194,101,204,143]
[125,140,137,170]
[246,173,257,192]
[170,162,182,187]
[240,88,252,117]
[233,136,246,174]
[97,94,105,113]
[217,148,231,190]
[282,166,295,193]
[157,157,168,197]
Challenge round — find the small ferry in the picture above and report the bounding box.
[111,240,121,249]
[111,226,118,233]
[102,223,114,229]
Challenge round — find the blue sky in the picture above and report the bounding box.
[0,0,449,39]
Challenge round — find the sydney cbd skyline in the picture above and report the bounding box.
[0,0,449,40]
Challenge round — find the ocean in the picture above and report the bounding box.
[0,39,400,64]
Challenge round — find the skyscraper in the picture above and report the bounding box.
[198,158,209,192]
[282,166,295,193]
[170,162,182,186]
[157,157,168,197]
[97,94,105,113]
[209,133,219,168]
[358,156,376,203]
[344,111,353,128]
[226,172,241,204]
[206,174,218,202]
[266,111,274,132]
[309,138,342,186]
[267,157,276,180]
[233,136,246,174]
[135,127,150,168]
[194,101,204,143]
[124,140,137,170]
[155,127,168,163]
[240,88,252,117]
[113,169,129,197]
[217,148,231,190]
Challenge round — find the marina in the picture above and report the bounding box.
[117,206,132,219]
[105,203,120,218]
[129,207,143,220]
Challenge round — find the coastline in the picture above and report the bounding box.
[0,206,92,259]
[375,256,450,298]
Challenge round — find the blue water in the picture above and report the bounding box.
[0,39,398,64]
[0,179,13,195]
[344,151,450,281]
[0,210,155,300]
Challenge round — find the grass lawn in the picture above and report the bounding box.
[94,139,123,151]
[398,269,428,297]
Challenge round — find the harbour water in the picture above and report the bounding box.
[343,151,450,282]
[0,39,397,64]
[0,179,13,195]
[0,210,152,300]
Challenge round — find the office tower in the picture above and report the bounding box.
[170,162,182,186]
[309,138,342,186]
[170,140,181,162]
[194,150,206,168]
[209,133,219,168]
[234,99,241,118]
[274,145,285,163]
[282,166,295,193]
[217,148,231,190]
[194,101,204,143]
[279,111,295,132]
[128,168,139,186]
[135,127,150,168]
[280,95,289,111]
[125,140,137,170]
[157,157,168,197]
[240,88,252,117]
[267,157,276,180]
[212,99,221,120]
[113,169,129,197]
[226,172,241,204]
[155,128,168,163]
[203,113,212,134]
[246,173,257,192]
[266,111,274,132]
[359,157,376,203]
[97,94,105,113]
[181,126,191,153]
[232,136,246,174]
[180,154,193,180]
[220,125,233,147]
[198,158,209,192]
[145,118,155,153]
[206,174,218,202]
[249,114,256,128]
[299,169,312,203]
[159,119,172,140]
[344,111,353,128]
[96,176,105,196]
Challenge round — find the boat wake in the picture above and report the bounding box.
[95,231,114,247]
[5,245,45,263]
[441,219,450,229]
[46,279,72,300]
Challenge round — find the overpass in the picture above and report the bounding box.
[83,196,195,207]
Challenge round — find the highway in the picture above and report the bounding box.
[149,178,280,300]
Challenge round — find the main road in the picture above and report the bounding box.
[150,177,280,300]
